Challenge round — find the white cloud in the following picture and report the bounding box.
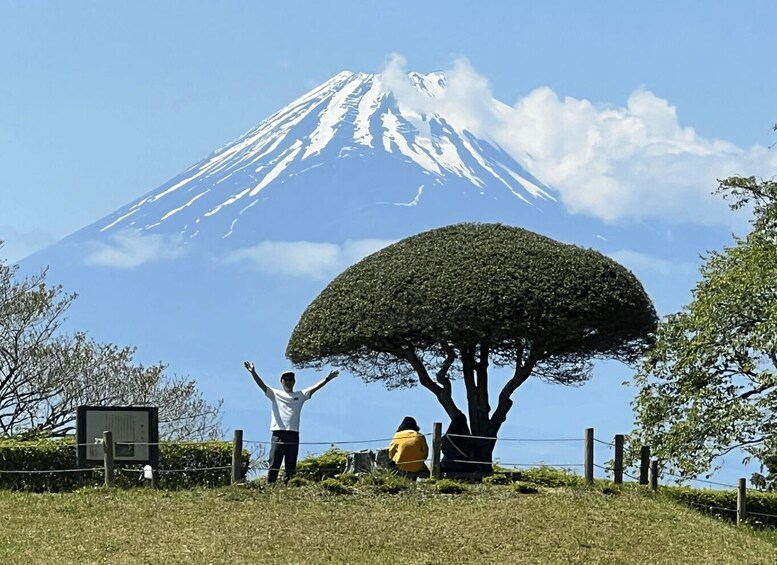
[378,54,501,138]
[497,86,768,226]
[380,56,777,227]
[84,230,188,269]
[224,239,396,279]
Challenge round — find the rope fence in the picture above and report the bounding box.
[0,427,757,488]
[0,467,96,475]
[2,424,775,526]
[242,435,423,446]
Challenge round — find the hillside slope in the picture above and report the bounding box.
[0,487,774,564]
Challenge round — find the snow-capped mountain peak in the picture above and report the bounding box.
[88,70,554,245]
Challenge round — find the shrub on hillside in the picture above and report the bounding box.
[319,477,354,495]
[295,449,347,481]
[153,442,249,489]
[663,486,777,526]
[435,479,467,494]
[0,438,248,491]
[335,472,359,486]
[521,467,583,488]
[483,473,513,486]
[513,482,539,494]
[363,470,414,494]
[0,439,82,492]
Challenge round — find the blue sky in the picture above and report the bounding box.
[2,1,775,261]
[1,1,776,482]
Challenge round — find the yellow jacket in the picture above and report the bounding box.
[388,430,429,472]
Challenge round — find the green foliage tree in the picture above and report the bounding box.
[630,176,777,479]
[287,223,657,464]
[0,246,223,440]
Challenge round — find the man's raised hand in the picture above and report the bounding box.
[244,361,255,373]
[326,369,340,382]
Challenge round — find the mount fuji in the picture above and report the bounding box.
[65,70,557,248]
[22,71,670,465]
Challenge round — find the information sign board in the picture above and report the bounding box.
[76,406,159,467]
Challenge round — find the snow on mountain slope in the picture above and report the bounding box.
[76,71,555,246]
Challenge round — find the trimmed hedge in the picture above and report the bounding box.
[0,439,84,492]
[0,438,249,492]
[663,486,777,526]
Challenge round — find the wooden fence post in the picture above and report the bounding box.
[613,434,624,485]
[231,429,244,485]
[650,459,658,490]
[431,422,442,479]
[103,430,115,487]
[737,478,747,526]
[584,427,594,484]
[639,445,650,485]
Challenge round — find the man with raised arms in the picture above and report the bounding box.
[243,361,339,484]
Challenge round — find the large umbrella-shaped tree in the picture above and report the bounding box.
[287,223,657,465]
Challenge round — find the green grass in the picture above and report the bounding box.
[0,483,775,564]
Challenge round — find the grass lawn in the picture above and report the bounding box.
[0,483,775,564]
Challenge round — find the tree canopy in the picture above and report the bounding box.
[631,176,777,480]
[0,247,223,440]
[287,223,656,455]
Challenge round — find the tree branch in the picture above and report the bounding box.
[489,346,538,430]
[436,344,455,386]
[404,348,462,420]
[736,383,776,401]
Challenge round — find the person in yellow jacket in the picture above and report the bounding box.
[388,416,429,476]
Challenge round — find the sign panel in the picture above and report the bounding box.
[77,406,159,467]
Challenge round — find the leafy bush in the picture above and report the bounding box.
[319,477,353,495]
[152,442,248,490]
[600,485,621,496]
[0,439,83,492]
[435,479,467,494]
[663,486,777,526]
[520,467,583,488]
[335,472,359,486]
[363,470,414,494]
[287,477,311,488]
[295,449,347,481]
[513,482,539,494]
[0,438,248,491]
[483,473,513,486]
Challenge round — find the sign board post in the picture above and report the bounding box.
[76,406,159,469]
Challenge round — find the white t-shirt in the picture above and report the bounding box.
[265,387,314,432]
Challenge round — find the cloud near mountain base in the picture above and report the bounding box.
[84,230,188,269]
[224,239,396,279]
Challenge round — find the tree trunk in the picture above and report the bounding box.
[412,345,536,473]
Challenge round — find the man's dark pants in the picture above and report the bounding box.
[268,430,300,484]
